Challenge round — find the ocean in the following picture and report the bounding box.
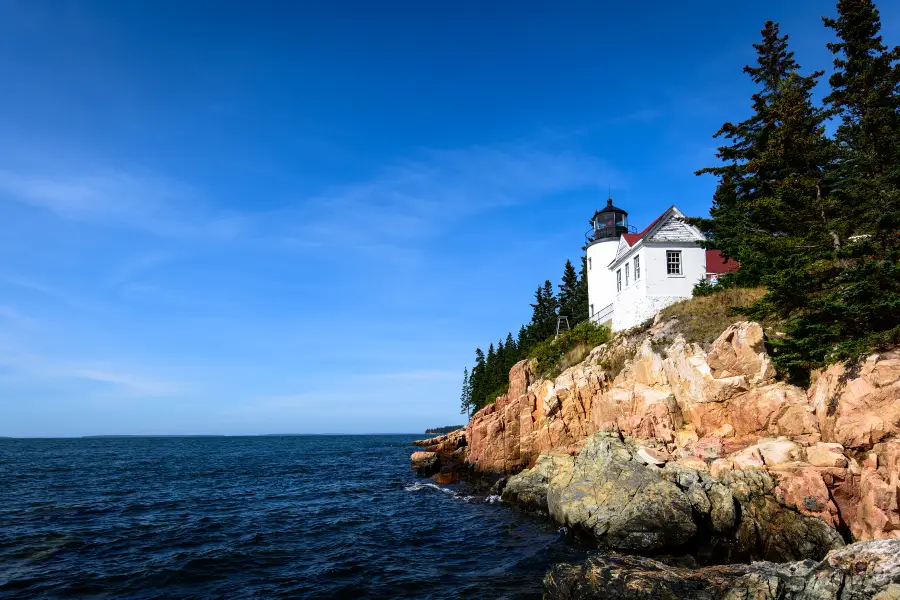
[0,435,589,599]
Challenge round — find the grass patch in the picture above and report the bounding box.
[659,287,770,345]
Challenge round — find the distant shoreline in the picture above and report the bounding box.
[0,433,426,440]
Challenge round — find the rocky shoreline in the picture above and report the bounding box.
[410,319,900,598]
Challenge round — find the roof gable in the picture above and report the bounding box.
[609,236,634,266]
[621,210,666,247]
[643,206,705,244]
[608,205,706,268]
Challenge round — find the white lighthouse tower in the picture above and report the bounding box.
[585,197,629,325]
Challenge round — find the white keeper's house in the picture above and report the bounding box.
[585,197,738,331]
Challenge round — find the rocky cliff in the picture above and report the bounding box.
[464,320,900,544]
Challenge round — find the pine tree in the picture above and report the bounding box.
[516,324,531,356]
[694,21,835,376]
[494,340,506,392]
[528,279,558,341]
[459,368,472,417]
[504,332,518,374]
[558,259,579,324]
[485,343,497,400]
[779,0,900,365]
[824,0,900,242]
[470,348,486,411]
[573,255,589,324]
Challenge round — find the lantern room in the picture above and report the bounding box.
[588,198,629,244]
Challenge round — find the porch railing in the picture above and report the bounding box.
[590,303,614,324]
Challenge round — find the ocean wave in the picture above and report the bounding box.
[3,436,573,599]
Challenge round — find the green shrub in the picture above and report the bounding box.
[692,277,717,297]
[529,320,610,378]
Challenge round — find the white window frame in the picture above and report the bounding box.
[634,256,640,280]
[666,250,682,276]
[616,269,622,292]
[625,263,630,286]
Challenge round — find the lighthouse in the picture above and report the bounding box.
[585,197,629,325]
[584,196,738,331]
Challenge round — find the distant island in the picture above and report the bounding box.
[424,425,464,435]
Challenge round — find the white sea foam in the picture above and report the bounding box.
[405,483,504,505]
[404,482,456,496]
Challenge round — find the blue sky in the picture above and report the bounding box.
[1,1,897,436]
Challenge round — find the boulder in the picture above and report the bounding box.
[636,446,668,466]
[805,443,848,468]
[544,539,900,600]
[694,436,725,461]
[716,469,845,563]
[501,453,574,512]
[809,351,900,450]
[731,445,766,470]
[707,484,736,533]
[756,438,804,465]
[851,440,900,541]
[771,466,840,527]
[410,451,439,477]
[706,321,776,384]
[547,433,697,551]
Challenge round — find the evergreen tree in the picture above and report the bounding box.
[459,368,472,417]
[516,324,531,356]
[573,255,589,324]
[485,343,497,399]
[504,332,519,374]
[776,0,900,368]
[823,0,900,242]
[694,21,835,373]
[470,348,486,410]
[494,340,506,392]
[527,279,559,342]
[558,259,579,324]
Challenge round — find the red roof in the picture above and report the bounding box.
[622,208,668,246]
[706,249,740,274]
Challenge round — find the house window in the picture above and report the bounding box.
[590,304,594,317]
[634,256,640,280]
[588,257,592,270]
[616,269,622,292]
[667,250,682,275]
[625,263,630,286]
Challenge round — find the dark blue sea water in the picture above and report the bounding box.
[0,435,588,599]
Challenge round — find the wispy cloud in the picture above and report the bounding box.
[69,368,183,397]
[0,140,615,251]
[0,168,244,238]
[0,346,184,397]
[0,273,108,315]
[0,305,35,325]
[0,273,61,297]
[268,143,616,248]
